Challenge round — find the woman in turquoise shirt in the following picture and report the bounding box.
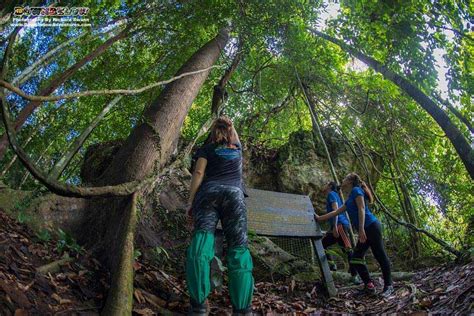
[316,173,393,297]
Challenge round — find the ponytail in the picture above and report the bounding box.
[360,181,374,204]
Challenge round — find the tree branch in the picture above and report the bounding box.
[0,65,224,103]
[309,28,474,179]
[433,93,474,134]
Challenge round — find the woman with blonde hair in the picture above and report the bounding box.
[316,173,393,297]
[186,116,253,315]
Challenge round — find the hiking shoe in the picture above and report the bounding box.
[188,299,209,316]
[381,285,394,298]
[233,307,253,316]
[364,281,376,295]
[351,274,362,285]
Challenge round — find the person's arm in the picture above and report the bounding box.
[355,195,367,243]
[187,158,207,214]
[315,204,347,221]
[331,202,339,238]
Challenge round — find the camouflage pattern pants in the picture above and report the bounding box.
[192,184,248,247]
[186,184,253,309]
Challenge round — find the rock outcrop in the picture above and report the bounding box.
[244,129,383,210]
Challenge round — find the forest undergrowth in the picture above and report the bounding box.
[1,208,472,315]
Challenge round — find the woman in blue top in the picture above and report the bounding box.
[321,182,359,282]
[316,173,393,297]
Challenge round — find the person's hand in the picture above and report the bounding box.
[358,229,367,243]
[314,214,321,222]
[332,226,339,238]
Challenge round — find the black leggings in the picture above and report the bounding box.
[352,221,392,286]
[322,225,357,276]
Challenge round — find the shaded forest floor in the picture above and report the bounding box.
[0,210,107,315]
[0,209,472,315]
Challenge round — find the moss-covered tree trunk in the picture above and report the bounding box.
[77,28,229,315]
[102,193,137,316]
[97,29,229,185]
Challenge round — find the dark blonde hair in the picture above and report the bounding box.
[210,116,237,145]
[344,172,374,204]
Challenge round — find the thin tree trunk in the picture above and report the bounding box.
[62,158,81,180]
[399,181,421,257]
[7,27,123,91]
[184,39,244,157]
[388,162,420,258]
[211,36,244,116]
[310,29,474,179]
[101,193,137,316]
[1,129,37,177]
[296,72,356,247]
[0,152,18,177]
[1,104,65,177]
[10,33,86,88]
[48,95,123,180]
[387,132,421,258]
[10,18,126,89]
[0,27,129,160]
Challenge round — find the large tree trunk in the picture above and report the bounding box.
[79,28,229,314]
[310,29,474,180]
[0,28,129,160]
[97,29,230,185]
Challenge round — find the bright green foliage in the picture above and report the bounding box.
[0,0,472,262]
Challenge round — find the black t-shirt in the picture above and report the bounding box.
[195,141,246,193]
